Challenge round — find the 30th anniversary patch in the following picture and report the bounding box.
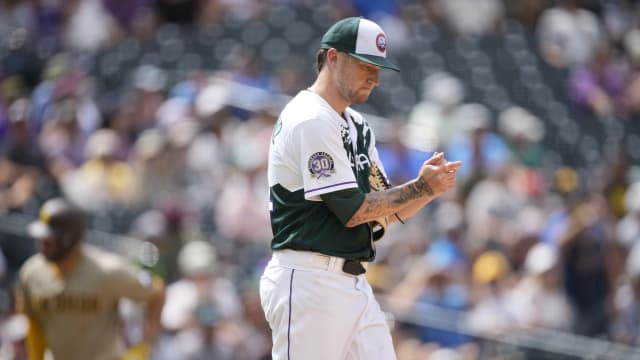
[308,152,335,179]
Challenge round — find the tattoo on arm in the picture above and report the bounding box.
[347,177,434,226]
[405,177,433,198]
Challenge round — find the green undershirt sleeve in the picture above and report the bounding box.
[320,188,366,225]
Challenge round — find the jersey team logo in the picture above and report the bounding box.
[376,34,386,53]
[308,152,335,179]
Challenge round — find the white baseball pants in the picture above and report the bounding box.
[259,250,396,360]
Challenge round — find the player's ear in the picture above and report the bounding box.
[326,48,340,67]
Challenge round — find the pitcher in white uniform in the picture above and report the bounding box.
[260,16,463,360]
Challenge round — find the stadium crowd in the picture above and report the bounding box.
[1,0,640,359]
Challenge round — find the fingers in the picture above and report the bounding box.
[424,153,462,173]
[425,151,445,165]
[443,161,463,173]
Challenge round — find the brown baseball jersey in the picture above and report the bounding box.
[16,244,158,360]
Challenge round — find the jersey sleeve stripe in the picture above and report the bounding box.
[304,181,358,195]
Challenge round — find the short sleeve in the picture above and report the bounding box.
[297,117,358,199]
[107,261,160,303]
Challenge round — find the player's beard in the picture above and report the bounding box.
[39,236,77,262]
[336,77,371,104]
[336,65,372,104]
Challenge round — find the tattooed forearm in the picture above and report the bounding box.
[402,177,433,200]
[346,177,435,227]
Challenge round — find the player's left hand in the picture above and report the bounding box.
[419,152,462,195]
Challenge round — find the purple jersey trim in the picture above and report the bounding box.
[287,269,295,359]
[304,181,357,195]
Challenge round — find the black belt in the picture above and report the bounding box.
[342,259,366,275]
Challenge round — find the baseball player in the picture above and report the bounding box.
[14,198,165,360]
[260,17,462,359]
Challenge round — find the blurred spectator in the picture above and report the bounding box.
[132,65,168,131]
[102,102,137,160]
[224,47,276,120]
[63,128,139,211]
[616,181,640,250]
[445,104,511,195]
[0,0,35,34]
[467,250,514,336]
[30,0,65,46]
[464,165,526,253]
[409,241,471,348]
[506,242,573,330]
[157,240,242,359]
[611,240,640,345]
[217,0,261,22]
[537,0,604,68]
[498,106,545,169]
[130,209,177,281]
[29,53,72,132]
[0,313,28,360]
[624,28,640,119]
[273,57,305,97]
[377,119,429,185]
[504,0,547,31]
[62,0,121,51]
[1,99,44,171]
[429,0,504,36]
[38,97,91,179]
[596,148,632,220]
[599,0,639,45]
[102,0,153,31]
[350,0,398,19]
[2,28,42,91]
[569,44,628,118]
[407,72,467,152]
[214,109,272,245]
[155,0,197,24]
[347,0,410,52]
[0,98,60,214]
[555,193,617,336]
[130,129,174,206]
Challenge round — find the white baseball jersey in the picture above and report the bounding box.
[262,90,396,360]
[267,90,390,260]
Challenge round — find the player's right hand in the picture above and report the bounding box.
[418,152,462,196]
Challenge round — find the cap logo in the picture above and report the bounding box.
[375,33,386,53]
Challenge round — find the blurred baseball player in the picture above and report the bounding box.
[14,198,165,360]
[260,16,462,359]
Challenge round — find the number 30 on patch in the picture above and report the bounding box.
[308,152,335,179]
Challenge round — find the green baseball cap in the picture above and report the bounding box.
[321,17,400,72]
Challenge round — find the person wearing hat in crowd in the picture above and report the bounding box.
[506,242,572,331]
[260,16,462,359]
[156,240,241,360]
[14,198,165,360]
[0,98,61,214]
